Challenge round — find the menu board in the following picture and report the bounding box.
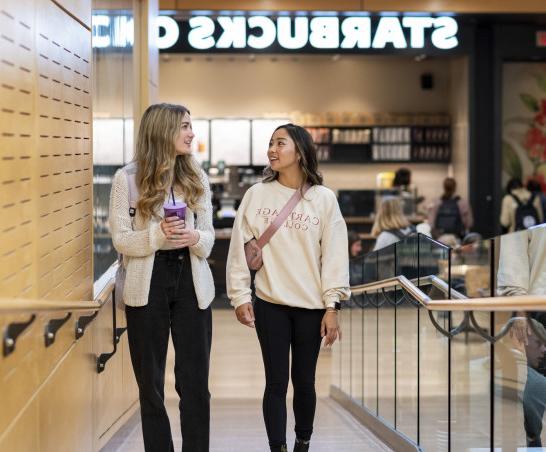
[251,119,290,165]
[210,119,251,165]
[93,118,124,165]
[191,119,210,164]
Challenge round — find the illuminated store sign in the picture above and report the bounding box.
[92,14,459,52]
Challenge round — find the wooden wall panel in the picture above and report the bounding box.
[0,0,93,302]
[0,0,37,300]
[0,0,94,445]
[0,0,139,449]
[35,0,93,302]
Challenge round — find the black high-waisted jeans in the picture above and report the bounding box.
[125,248,212,452]
[254,297,325,448]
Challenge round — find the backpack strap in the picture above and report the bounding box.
[510,193,523,207]
[527,192,537,206]
[256,184,311,249]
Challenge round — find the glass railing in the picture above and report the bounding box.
[333,227,546,451]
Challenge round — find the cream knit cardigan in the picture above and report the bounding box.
[108,163,215,309]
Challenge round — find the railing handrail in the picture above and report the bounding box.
[351,275,546,311]
[0,262,118,315]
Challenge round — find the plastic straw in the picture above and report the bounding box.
[170,186,175,205]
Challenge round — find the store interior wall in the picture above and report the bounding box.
[450,56,470,201]
[159,54,468,205]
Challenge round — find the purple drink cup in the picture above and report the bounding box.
[163,201,187,223]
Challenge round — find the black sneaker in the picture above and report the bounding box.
[294,439,310,452]
[270,445,288,452]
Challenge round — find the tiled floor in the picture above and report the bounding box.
[101,310,391,451]
[102,397,391,452]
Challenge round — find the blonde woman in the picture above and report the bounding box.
[109,103,215,452]
[372,196,415,251]
[227,124,350,452]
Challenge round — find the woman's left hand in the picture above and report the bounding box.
[321,311,342,347]
[166,228,200,248]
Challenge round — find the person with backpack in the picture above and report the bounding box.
[226,124,350,452]
[500,178,543,232]
[372,196,416,251]
[428,177,473,239]
[108,103,215,452]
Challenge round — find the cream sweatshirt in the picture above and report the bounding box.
[226,180,351,310]
[109,162,215,308]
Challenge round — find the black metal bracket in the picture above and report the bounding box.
[427,311,475,339]
[468,312,517,344]
[363,292,376,307]
[97,295,119,374]
[364,291,386,308]
[381,287,418,307]
[399,287,423,308]
[3,314,36,357]
[44,313,72,347]
[115,327,127,344]
[75,311,99,340]
[381,288,400,306]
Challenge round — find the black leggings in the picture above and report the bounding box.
[254,297,325,448]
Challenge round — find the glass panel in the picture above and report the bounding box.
[450,235,492,450]
[362,251,378,414]
[351,296,363,405]
[494,227,546,449]
[210,119,251,165]
[418,235,450,451]
[190,119,210,165]
[92,3,134,281]
[395,235,419,442]
[340,308,351,396]
[377,244,396,427]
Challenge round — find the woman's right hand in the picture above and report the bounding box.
[235,303,255,328]
[161,216,186,241]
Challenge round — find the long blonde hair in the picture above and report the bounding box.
[134,103,204,221]
[371,196,410,237]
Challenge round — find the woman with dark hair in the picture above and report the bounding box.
[109,103,215,451]
[226,124,350,452]
[428,177,473,239]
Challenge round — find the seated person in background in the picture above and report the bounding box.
[392,167,425,216]
[348,230,363,259]
[372,196,415,251]
[500,177,543,232]
[393,167,412,193]
[428,177,473,240]
[348,231,363,287]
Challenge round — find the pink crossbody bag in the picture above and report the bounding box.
[244,184,310,271]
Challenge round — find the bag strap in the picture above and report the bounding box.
[510,193,523,207]
[123,164,139,218]
[256,184,310,249]
[527,192,537,206]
